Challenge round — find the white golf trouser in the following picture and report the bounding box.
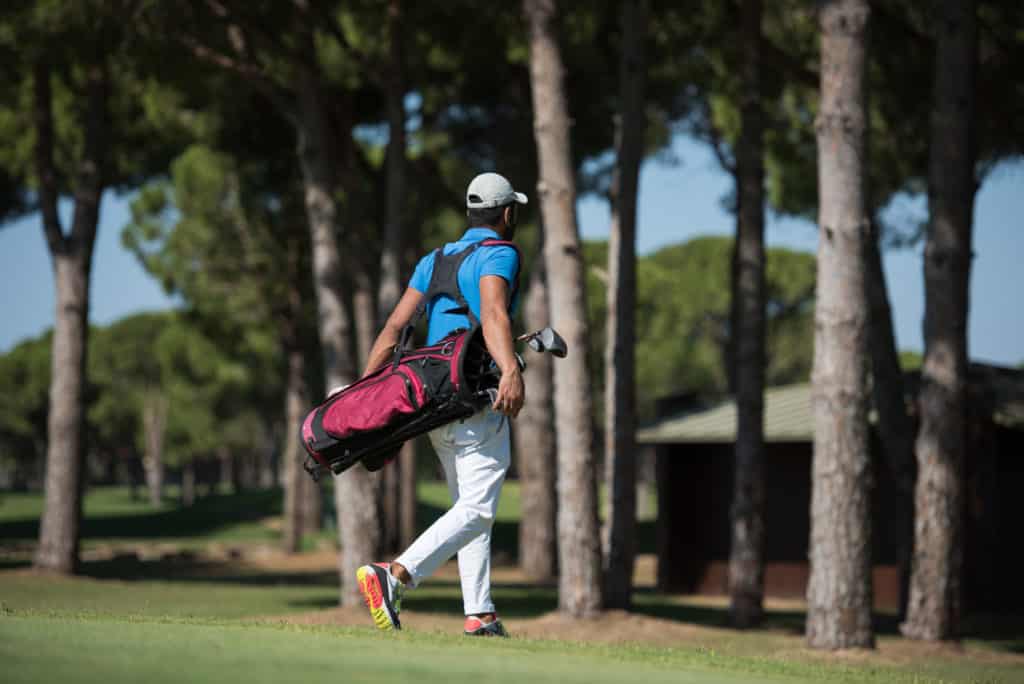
[394,408,510,615]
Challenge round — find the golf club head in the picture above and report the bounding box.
[537,327,568,358]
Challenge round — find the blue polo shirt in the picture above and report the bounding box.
[409,228,520,344]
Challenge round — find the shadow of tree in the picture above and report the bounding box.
[0,489,282,544]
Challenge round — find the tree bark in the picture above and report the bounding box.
[181,461,196,507]
[217,446,235,494]
[283,345,309,553]
[524,0,603,617]
[142,393,167,507]
[294,59,378,605]
[398,440,417,549]
[728,0,767,630]
[259,422,277,489]
[864,218,915,618]
[379,0,408,557]
[602,0,647,611]
[517,253,558,581]
[379,0,407,326]
[901,0,976,643]
[806,0,874,650]
[33,58,107,575]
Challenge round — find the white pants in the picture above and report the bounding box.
[394,408,510,615]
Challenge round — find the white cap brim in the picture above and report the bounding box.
[513,192,528,205]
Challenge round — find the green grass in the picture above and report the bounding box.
[0,614,821,684]
[2,569,1021,683]
[2,484,1021,683]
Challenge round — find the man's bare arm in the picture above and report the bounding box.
[479,275,524,417]
[361,287,424,377]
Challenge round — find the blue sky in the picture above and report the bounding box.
[1,133,1022,366]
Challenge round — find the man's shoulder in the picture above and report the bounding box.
[472,241,519,285]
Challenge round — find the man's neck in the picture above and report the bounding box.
[466,225,506,239]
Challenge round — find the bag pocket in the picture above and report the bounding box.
[321,366,425,440]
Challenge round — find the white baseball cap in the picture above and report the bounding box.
[466,172,528,209]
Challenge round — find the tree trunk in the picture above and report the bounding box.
[353,279,377,371]
[218,446,235,494]
[380,463,400,554]
[517,253,558,581]
[398,440,417,549]
[295,61,378,606]
[524,0,603,617]
[379,0,407,326]
[33,58,107,575]
[636,448,655,519]
[806,0,874,650]
[901,0,976,643]
[36,257,92,573]
[283,345,309,553]
[258,421,277,489]
[181,461,196,507]
[142,393,167,507]
[864,218,915,618]
[378,0,408,557]
[728,0,766,630]
[602,0,647,611]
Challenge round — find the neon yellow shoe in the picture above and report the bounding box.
[356,563,404,631]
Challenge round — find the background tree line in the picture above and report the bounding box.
[1,0,1021,649]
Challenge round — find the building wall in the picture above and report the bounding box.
[656,425,1024,613]
[656,441,903,610]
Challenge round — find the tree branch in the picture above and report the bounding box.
[69,58,110,250]
[293,0,377,81]
[695,96,737,177]
[204,0,314,70]
[179,36,298,122]
[723,0,818,89]
[32,60,65,256]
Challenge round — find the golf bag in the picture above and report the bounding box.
[300,238,520,481]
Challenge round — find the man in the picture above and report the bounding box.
[356,172,527,637]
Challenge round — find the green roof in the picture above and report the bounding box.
[637,365,1024,445]
[637,384,813,444]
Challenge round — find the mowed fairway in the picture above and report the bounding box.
[1,615,812,684]
[2,486,1022,683]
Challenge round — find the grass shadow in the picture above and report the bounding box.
[75,552,338,587]
[0,489,282,545]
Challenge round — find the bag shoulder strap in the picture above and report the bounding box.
[420,242,483,326]
[395,238,521,364]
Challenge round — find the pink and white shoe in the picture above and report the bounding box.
[463,613,508,637]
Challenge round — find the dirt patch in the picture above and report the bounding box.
[259,605,717,647]
[265,603,1024,671]
[513,609,712,646]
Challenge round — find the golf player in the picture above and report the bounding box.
[355,172,527,637]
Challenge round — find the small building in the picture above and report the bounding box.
[638,366,1024,612]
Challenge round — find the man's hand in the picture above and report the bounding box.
[493,366,525,418]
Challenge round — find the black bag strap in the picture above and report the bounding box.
[394,238,520,367]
